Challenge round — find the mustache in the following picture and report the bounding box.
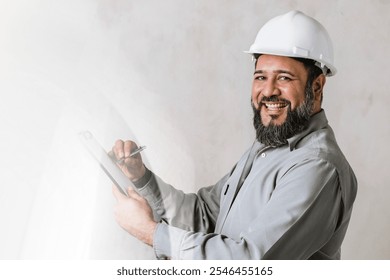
[261,96,290,103]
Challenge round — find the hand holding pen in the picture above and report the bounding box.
[109,140,147,182]
[115,145,146,164]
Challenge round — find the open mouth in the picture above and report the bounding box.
[262,101,289,111]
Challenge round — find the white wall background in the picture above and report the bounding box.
[0,0,389,259]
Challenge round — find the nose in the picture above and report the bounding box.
[261,79,281,98]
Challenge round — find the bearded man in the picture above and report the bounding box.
[110,10,357,260]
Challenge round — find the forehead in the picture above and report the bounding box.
[255,54,307,76]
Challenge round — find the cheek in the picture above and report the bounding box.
[282,86,306,110]
[289,95,306,110]
[251,84,260,108]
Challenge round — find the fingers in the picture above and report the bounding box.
[110,139,145,181]
[126,187,144,201]
[112,139,139,161]
[112,185,143,202]
[113,139,124,160]
[124,141,132,158]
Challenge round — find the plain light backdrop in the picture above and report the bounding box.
[0,0,389,259]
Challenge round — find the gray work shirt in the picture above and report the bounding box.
[136,110,358,259]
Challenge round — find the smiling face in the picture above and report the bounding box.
[251,54,325,146]
[252,55,311,126]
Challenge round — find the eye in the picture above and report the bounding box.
[278,75,292,81]
[254,75,266,81]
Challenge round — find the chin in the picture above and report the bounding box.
[261,112,287,127]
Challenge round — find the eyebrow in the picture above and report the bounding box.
[253,70,295,76]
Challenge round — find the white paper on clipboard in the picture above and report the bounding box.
[79,130,134,196]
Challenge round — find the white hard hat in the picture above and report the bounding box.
[246,10,336,76]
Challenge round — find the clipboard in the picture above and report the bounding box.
[79,130,134,195]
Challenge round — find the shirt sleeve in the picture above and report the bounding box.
[136,169,231,233]
[152,158,343,259]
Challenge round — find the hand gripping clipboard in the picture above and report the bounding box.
[79,130,134,196]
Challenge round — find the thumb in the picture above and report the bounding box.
[126,187,142,200]
[112,185,127,201]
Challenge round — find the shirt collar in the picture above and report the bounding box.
[287,109,329,151]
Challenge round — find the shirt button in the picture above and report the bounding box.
[261,153,266,158]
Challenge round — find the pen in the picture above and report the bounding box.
[116,146,146,164]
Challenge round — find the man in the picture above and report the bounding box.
[110,10,357,259]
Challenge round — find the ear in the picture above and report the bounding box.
[312,74,326,101]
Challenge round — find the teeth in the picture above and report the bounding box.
[264,102,287,109]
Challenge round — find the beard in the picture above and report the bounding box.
[252,82,315,147]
